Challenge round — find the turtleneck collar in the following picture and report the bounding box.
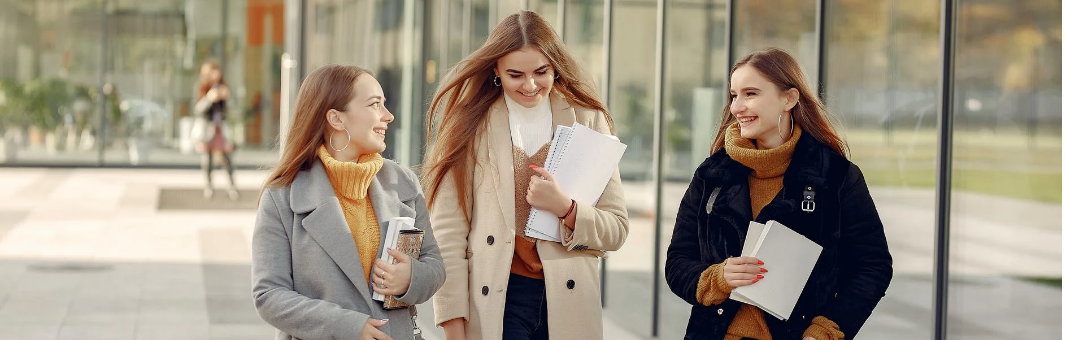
[317,145,383,201]
[503,93,552,123]
[724,122,803,179]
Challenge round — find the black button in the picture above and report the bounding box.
[481,286,489,295]
[566,280,575,289]
[487,235,495,245]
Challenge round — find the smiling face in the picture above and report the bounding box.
[494,46,556,108]
[327,74,394,157]
[728,65,799,149]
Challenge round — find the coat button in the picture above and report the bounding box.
[481,286,489,296]
[717,308,724,315]
[566,280,575,289]
[487,235,495,245]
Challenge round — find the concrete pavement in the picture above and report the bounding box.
[0,167,1059,339]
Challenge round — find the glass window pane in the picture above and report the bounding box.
[824,0,940,338]
[1,0,282,168]
[658,1,728,339]
[948,0,1062,338]
[602,0,657,338]
[563,0,605,91]
[733,0,816,80]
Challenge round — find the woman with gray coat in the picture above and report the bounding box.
[252,65,445,340]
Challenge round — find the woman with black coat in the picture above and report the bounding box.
[665,48,893,340]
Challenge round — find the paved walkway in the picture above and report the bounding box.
[0,167,1058,339]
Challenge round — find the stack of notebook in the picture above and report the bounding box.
[525,123,627,242]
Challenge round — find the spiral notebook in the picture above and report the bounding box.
[525,123,627,242]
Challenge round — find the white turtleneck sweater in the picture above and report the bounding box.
[504,94,554,153]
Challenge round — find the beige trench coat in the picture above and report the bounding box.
[431,93,629,340]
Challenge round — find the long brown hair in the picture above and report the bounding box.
[710,48,849,157]
[422,10,612,221]
[197,60,226,99]
[262,65,370,192]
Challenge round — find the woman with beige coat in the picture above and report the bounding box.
[422,10,628,340]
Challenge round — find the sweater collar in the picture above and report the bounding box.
[317,145,383,201]
[503,93,552,122]
[724,122,803,179]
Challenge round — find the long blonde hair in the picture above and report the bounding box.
[262,65,370,193]
[422,10,612,222]
[712,48,849,157]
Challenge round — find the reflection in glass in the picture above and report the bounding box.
[603,0,657,338]
[658,1,728,339]
[824,0,939,338]
[948,0,1062,339]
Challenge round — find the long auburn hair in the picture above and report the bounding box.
[711,48,849,157]
[262,65,370,192]
[422,10,612,221]
[197,60,226,99]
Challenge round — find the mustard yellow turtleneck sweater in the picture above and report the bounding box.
[694,124,844,340]
[318,146,384,283]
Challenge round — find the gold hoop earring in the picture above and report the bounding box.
[493,76,501,87]
[329,128,351,152]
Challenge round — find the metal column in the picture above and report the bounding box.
[650,0,668,337]
[933,0,958,339]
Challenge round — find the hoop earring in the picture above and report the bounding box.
[329,128,351,152]
[493,76,501,87]
[777,113,794,141]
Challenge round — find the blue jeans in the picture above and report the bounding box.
[502,273,549,340]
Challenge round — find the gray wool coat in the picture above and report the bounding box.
[252,158,445,340]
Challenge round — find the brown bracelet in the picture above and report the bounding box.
[558,199,576,220]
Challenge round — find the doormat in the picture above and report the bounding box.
[157,188,260,211]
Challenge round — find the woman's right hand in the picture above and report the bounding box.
[441,318,467,340]
[722,256,767,288]
[360,318,393,340]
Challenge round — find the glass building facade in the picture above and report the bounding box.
[0,0,285,167]
[1,0,1060,339]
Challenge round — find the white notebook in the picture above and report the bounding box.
[525,123,626,242]
[729,220,822,320]
[372,217,417,302]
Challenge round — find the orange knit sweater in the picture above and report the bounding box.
[318,146,384,283]
[693,124,844,340]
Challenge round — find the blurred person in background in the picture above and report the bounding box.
[665,48,893,340]
[422,10,628,340]
[252,65,445,340]
[192,61,238,200]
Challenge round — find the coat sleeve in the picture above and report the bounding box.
[251,189,368,340]
[429,170,473,326]
[559,112,630,252]
[665,173,714,307]
[821,164,893,338]
[395,168,446,306]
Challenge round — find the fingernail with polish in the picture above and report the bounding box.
[760,268,767,273]
[530,165,538,169]
[757,260,764,265]
[756,275,764,279]
[752,278,759,283]
[381,319,389,323]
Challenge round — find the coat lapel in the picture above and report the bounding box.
[488,98,517,237]
[549,93,576,129]
[368,175,417,258]
[291,161,374,301]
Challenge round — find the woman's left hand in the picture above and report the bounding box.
[527,165,572,217]
[371,248,413,296]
